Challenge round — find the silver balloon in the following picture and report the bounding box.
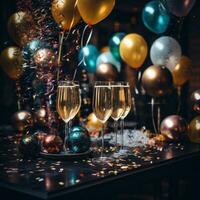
[96,51,121,72]
[150,36,182,71]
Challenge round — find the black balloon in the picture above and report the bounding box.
[68,126,91,153]
[18,135,41,158]
[166,0,196,17]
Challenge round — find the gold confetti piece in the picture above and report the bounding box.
[121,166,128,170]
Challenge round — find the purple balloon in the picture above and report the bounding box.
[166,0,196,17]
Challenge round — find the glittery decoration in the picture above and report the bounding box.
[68,126,91,153]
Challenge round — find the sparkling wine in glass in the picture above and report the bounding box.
[56,81,81,152]
[120,82,132,152]
[93,81,113,161]
[111,83,126,149]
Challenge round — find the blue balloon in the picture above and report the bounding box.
[23,39,47,60]
[142,1,170,34]
[78,45,99,73]
[96,52,121,72]
[109,32,125,61]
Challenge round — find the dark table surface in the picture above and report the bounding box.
[0,132,200,200]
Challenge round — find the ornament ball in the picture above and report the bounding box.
[42,135,63,154]
[12,111,33,132]
[190,89,200,113]
[160,115,187,141]
[68,126,91,153]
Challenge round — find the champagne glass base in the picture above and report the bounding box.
[112,148,129,158]
[92,156,114,164]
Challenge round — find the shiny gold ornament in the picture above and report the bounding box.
[43,135,63,154]
[188,116,200,143]
[120,34,148,69]
[0,46,24,80]
[141,65,173,97]
[190,90,200,113]
[51,0,81,30]
[7,11,36,47]
[12,111,33,132]
[77,0,115,25]
[86,113,102,132]
[172,56,192,87]
[96,63,118,81]
[160,115,187,141]
[34,108,47,126]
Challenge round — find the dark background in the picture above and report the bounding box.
[0,0,200,127]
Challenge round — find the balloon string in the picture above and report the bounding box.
[177,87,181,114]
[134,70,141,95]
[16,80,21,111]
[56,31,65,82]
[157,104,161,133]
[72,25,93,81]
[151,98,158,134]
[178,17,184,40]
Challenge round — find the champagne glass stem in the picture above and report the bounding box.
[114,120,118,147]
[121,119,125,150]
[64,122,69,152]
[101,123,105,158]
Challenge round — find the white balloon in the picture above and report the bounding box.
[150,36,182,71]
[96,51,121,72]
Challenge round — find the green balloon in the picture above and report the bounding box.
[109,32,125,61]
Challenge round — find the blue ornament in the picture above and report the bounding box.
[68,126,91,153]
[109,32,125,61]
[142,1,170,34]
[96,52,121,72]
[22,39,47,60]
[78,45,99,73]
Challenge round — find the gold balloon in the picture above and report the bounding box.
[141,65,173,97]
[172,56,192,87]
[52,0,81,30]
[77,0,115,25]
[0,46,24,80]
[96,63,118,81]
[7,11,36,47]
[188,116,200,143]
[12,111,33,132]
[120,34,148,69]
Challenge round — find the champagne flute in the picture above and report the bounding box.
[93,81,112,161]
[111,82,126,149]
[120,82,132,152]
[56,81,81,152]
